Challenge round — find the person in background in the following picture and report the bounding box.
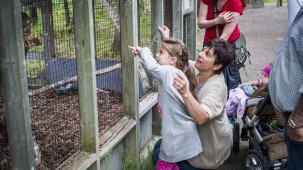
[154,27,234,170]
[198,0,245,91]
[129,29,202,170]
[288,0,303,27]
[269,6,303,170]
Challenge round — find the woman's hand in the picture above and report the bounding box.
[157,26,170,40]
[287,95,303,142]
[128,46,142,56]
[216,11,233,25]
[287,125,303,142]
[174,72,190,97]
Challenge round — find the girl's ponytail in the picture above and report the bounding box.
[184,65,198,100]
[162,38,198,100]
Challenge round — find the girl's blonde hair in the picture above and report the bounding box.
[161,38,198,100]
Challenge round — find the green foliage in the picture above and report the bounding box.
[93,0,119,60]
[26,59,45,78]
[123,144,155,170]
[139,10,152,48]
[104,150,112,170]
[22,0,152,60]
[143,145,155,170]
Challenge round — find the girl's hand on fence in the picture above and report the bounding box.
[128,46,142,56]
[158,26,170,40]
[217,11,233,24]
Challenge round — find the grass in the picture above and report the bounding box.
[123,147,155,170]
[26,59,45,78]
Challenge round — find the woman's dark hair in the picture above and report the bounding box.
[161,38,198,100]
[204,38,235,74]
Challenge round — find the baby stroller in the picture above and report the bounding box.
[241,85,287,170]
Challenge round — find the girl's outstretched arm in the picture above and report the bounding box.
[128,46,142,56]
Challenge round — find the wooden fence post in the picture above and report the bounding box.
[184,0,197,60]
[73,0,100,169]
[0,0,36,169]
[120,0,140,168]
[151,0,163,136]
[172,0,183,39]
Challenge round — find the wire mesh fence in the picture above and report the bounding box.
[0,0,124,169]
[138,0,151,48]
[93,0,123,135]
[0,86,10,170]
[0,0,160,169]
[137,0,153,96]
[164,0,173,34]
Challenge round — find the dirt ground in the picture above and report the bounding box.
[0,89,123,169]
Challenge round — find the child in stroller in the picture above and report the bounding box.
[226,63,272,121]
[242,85,287,170]
[225,63,287,169]
[226,63,273,153]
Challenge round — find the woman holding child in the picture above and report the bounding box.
[152,27,234,170]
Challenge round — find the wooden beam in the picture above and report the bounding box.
[151,0,164,55]
[41,0,55,58]
[72,0,100,169]
[99,117,137,159]
[120,0,140,168]
[150,0,163,136]
[0,0,36,169]
[139,92,158,119]
[60,152,97,170]
[172,0,183,39]
[184,0,197,60]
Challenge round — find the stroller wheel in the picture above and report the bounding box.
[244,149,268,170]
[233,122,240,152]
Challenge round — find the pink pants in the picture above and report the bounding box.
[156,158,179,170]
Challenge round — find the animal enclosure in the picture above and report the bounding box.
[0,0,151,169]
[0,0,197,169]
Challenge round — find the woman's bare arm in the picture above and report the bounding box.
[198,2,233,29]
[220,12,240,40]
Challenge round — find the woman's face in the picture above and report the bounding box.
[155,45,175,65]
[194,47,217,72]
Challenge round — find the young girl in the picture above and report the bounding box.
[129,38,202,170]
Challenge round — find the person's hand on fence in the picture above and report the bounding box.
[128,46,142,56]
[216,11,233,25]
[158,26,170,40]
